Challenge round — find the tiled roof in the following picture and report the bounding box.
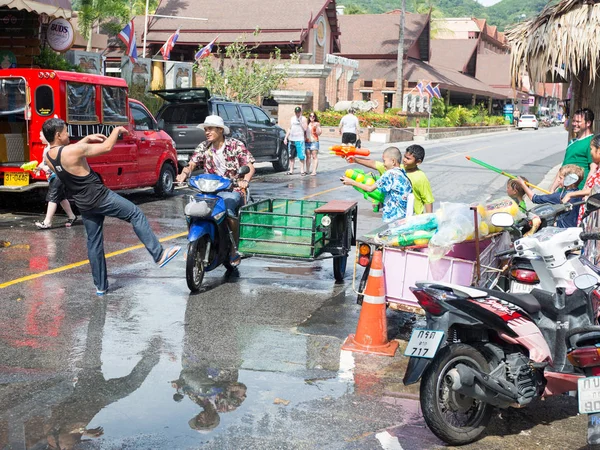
[337,12,429,55]
[475,53,511,86]
[430,39,478,72]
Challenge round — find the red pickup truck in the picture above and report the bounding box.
[0,69,178,196]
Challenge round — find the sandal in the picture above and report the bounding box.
[158,246,181,268]
[301,172,307,176]
[230,253,242,267]
[310,172,317,176]
[65,216,78,227]
[285,171,293,175]
[35,221,52,229]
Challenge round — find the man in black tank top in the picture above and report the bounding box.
[42,118,181,296]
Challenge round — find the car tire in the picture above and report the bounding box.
[534,128,538,130]
[272,140,289,172]
[154,163,175,196]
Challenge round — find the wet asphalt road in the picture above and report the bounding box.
[0,127,595,449]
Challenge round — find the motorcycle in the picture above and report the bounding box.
[402,194,600,445]
[183,167,250,292]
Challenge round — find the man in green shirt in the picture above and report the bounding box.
[551,108,596,191]
[348,144,434,215]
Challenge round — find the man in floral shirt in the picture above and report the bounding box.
[177,115,255,266]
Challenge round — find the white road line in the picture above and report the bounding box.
[376,431,404,450]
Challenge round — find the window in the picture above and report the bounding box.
[131,104,154,131]
[0,78,26,115]
[35,85,54,117]
[241,106,257,123]
[101,86,128,124]
[362,92,372,102]
[385,81,395,88]
[252,107,271,126]
[162,106,186,124]
[363,80,373,88]
[185,106,208,124]
[223,104,241,121]
[67,82,98,123]
[217,104,229,120]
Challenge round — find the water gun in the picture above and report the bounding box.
[20,160,39,171]
[344,168,384,204]
[330,145,370,158]
[388,230,435,247]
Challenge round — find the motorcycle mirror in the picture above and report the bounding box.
[574,273,599,291]
[586,193,600,214]
[238,166,250,176]
[563,173,579,188]
[490,212,514,228]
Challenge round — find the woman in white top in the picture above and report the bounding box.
[306,111,322,176]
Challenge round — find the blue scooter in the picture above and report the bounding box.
[184,167,250,292]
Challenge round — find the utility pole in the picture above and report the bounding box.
[395,0,406,108]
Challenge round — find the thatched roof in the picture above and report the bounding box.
[506,0,600,85]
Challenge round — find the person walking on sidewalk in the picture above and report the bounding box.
[306,111,322,176]
[42,118,181,296]
[283,106,308,176]
[338,108,360,145]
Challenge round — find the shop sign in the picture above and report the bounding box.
[47,18,74,53]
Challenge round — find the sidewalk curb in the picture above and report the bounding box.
[389,128,516,147]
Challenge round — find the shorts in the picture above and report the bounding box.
[46,176,67,203]
[342,132,357,145]
[306,141,320,151]
[289,140,305,160]
[218,191,243,217]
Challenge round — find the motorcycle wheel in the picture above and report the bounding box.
[186,236,208,293]
[420,343,494,446]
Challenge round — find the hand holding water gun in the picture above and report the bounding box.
[330,145,370,159]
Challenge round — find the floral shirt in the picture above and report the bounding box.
[375,167,413,222]
[191,138,255,194]
[578,170,600,225]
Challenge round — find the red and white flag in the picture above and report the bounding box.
[118,20,137,63]
[195,36,218,61]
[160,28,180,61]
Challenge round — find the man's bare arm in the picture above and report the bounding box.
[77,127,128,158]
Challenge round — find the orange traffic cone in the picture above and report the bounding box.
[342,249,398,356]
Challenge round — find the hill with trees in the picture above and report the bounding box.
[338,0,551,31]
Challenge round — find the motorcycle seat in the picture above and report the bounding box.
[480,288,542,315]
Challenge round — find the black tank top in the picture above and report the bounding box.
[46,146,109,211]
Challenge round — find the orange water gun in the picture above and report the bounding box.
[329,145,370,158]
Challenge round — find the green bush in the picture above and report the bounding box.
[445,106,473,127]
[34,47,82,72]
[384,107,402,115]
[128,83,164,116]
[431,98,446,118]
[316,110,407,128]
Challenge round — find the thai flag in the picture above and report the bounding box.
[426,83,442,99]
[160,28,180,61]
[118,20,137,63]
[195,36,218,61]
[416,81,424,96]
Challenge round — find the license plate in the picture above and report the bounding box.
[511,281,536,293]
[4,172,29,187]
[404,329,445,359]
[578,376,600,414]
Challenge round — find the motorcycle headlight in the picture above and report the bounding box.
[197,178,224,193]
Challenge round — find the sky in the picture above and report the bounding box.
[476,0,502,5]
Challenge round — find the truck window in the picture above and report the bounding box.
[0,78,27,115]
[186,106,208,124]
[162,105,186,124]
[252,107,271,126]
[35,85,54,117]
[102,86,128,124]
[131,104,154,131]
[217,104,229,120]
[241,106,257,124]
[223,104,241,121]
[67,82,98,123]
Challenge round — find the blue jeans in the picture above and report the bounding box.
[218,191,242,217]
[81,190,163,291]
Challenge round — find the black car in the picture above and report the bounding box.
[151,88,289,172]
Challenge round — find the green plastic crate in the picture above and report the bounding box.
[239,199,327,258]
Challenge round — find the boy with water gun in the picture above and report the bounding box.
[341,147,412,223]
[346,144,434,215]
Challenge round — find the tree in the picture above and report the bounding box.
[195,36,294,105]
[345,4,368,14]
[395,0,406,108]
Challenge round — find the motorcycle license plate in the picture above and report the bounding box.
[578,377,600,414]
[404,329,445,359]
[510,281,536,293]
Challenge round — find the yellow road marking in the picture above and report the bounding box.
[0,231,187,289]
[0,186,345,289]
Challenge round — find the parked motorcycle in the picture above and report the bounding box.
[184,167,250,292]
[402,194,600,445]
